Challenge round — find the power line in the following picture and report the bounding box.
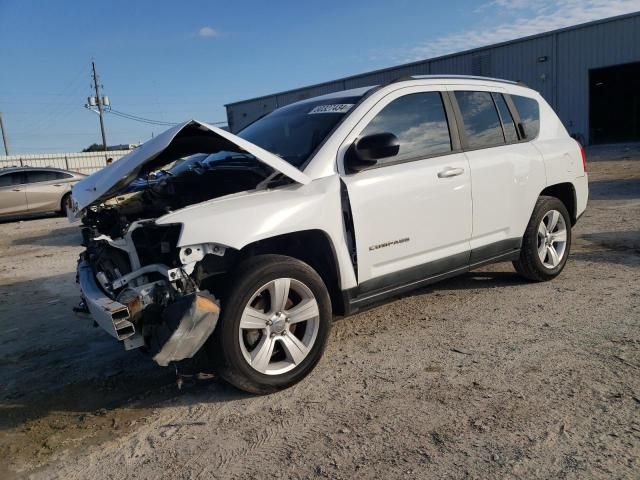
[107,108,226,127]
[108,109,179,126]
[12,64,90,139]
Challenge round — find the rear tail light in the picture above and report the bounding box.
[578,142,587,172]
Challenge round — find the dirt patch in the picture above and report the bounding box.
[1,145,639,479]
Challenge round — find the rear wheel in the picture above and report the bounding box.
[214,255,332,394]
[513,196,572,281]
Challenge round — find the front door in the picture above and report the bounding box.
[340,88,472,295]
[0,171,28,217]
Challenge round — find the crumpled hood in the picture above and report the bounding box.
[69,120,310,214]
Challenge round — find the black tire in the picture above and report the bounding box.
[60,193,72,216]
[513,195,572,282]
[213,254,332,394]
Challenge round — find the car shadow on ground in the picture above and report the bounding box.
[0,238,635,439]
[0,269,252,445]
[431,270,526,291]
[573,230,640,267]
[570,249,640,267]
[0,267,530,432]
[580,230,640,250]
[2,226,638,422]
[0,355,247,469]
[572,231,640,267]
[10,225,82,247]
[0,212,62,225]
[332,268,529,326]
[589,178,640,200]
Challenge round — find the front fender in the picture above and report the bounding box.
[155,175,358,290]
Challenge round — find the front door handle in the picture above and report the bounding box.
[437,167,464,178]
[12,188,22,192]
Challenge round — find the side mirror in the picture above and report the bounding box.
[345,132,400,173]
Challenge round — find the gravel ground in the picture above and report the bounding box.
[1,144,639,479]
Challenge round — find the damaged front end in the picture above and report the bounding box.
[77,219,220,365]
[71,120,307,367]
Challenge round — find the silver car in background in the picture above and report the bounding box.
[0,167,86,220]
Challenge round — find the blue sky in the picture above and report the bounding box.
[1,0,638,154]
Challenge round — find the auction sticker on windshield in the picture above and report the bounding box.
[308,104,354,114]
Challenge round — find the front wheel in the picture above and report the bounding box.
[60,193,72,216]
[213,255,332,394]
[513,196,572,282]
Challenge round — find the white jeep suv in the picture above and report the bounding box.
[70,76,588,393]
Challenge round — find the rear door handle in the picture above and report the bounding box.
[437,167,464,178]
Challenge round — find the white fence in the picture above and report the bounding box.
[0,150,131,175]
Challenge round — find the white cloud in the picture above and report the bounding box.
[197,26,220,38]
[393,0,640,62]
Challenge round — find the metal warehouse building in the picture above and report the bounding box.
[225,12,640,145]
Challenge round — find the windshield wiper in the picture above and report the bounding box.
[257,171,292,189]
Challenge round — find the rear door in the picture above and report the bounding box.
[339,86,472,294]
[24,170,68,213]
[448,88,545,262]
[0,171,28,217]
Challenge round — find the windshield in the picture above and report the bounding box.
[237,95,364,167]
[155,152,255,175]
[164,153,209,175]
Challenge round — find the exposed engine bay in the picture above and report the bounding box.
[75,122,292,367]
[83,152,273,236]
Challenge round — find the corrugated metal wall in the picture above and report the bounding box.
[225,13,640,142]
[556,14,640,142]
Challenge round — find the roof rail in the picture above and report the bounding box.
[409,74,523,86]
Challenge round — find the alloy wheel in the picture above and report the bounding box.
[537,209,568,269]
[238,278,320,375]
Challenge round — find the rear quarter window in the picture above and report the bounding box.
[512,95,540,139]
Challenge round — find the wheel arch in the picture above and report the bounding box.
[237,229,345,315]
[539,182,577,225]
[60,191,72,213]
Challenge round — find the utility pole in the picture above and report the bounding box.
[0,112,9,156]
[91,61,108,152]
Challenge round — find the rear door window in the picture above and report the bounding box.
[54,171,73,179]
[454,91,505,149]
[493,93,519,143]
[511,95,540,139]
[26,170,58,184]
[360,92,452,164]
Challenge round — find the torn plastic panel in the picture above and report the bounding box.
[152,292,220,367]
